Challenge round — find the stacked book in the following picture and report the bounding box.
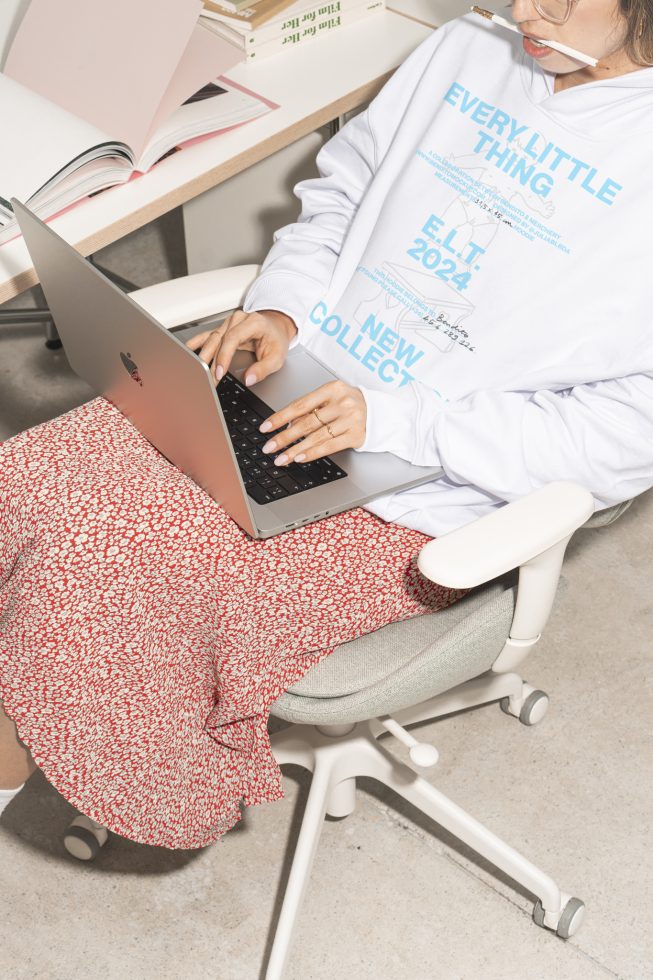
[201,0,386,60]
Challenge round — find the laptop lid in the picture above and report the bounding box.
[12,198,260,537]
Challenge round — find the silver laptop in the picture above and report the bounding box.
[13,199,443,539]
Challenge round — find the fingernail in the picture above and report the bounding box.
[215,365,224,381]
[274,453,289,465]
[295,454,306,463]
[259,420,272,432]
[245,373,256,387]
[262,440,277,453]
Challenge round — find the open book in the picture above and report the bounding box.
[0,0,275,245]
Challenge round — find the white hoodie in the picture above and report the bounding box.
[244,13,653,537]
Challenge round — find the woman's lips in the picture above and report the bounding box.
[523,35,554,59]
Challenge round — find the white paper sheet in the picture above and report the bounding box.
[0,74,124,205]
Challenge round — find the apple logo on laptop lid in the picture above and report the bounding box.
[120,351,143,386]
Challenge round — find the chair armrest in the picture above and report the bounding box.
[128,265,261,329]
[417,481,593,590]
[418,482,594,669]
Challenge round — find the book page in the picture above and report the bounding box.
[0,0,30,69]
[142,20,242,155]
[3,0,202,155]
[137,77,275,172]
[0,74,126,207]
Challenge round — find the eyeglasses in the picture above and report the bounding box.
[531,0,580,24]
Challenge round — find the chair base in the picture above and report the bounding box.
[266,673,583,979]
[60,672,583,976]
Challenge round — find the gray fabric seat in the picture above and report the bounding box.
[272,575,519,725]
[272,501,629,728]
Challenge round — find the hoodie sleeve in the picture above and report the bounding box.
[242,26,449,340]
[357,372,653,510]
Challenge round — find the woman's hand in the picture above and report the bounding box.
[259,380,367,466]
[186,309,297,385]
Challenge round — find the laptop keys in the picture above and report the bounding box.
[214,371,347,505]
[248,485,274,505]
[277,475,302,494]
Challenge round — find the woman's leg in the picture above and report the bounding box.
[0,397,464,847]
[0,700,37,789]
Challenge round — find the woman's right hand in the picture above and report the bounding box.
[186,309,298,387]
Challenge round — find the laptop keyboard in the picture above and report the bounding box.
[215,372,347,506]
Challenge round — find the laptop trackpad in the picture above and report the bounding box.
[229,347,336,411]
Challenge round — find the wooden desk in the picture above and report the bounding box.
[0,10,432,305]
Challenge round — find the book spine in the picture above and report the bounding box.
[245,0,384,55]
[201,0,372,29]
[204,0,301,29]
[203,0,248,14]
[199,14,245,44]
[203,0,249,13]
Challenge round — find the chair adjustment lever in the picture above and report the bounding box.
[379,716,439,769]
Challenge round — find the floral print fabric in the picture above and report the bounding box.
[0,399,464,848]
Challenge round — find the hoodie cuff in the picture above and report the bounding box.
[243,274,315,349]
[356,385,419,459]
[356,383,445,466]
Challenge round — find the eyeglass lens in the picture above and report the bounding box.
[533,0,572,23]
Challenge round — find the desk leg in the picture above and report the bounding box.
[0,265,137,351]
[44,319,62,350]
[0,307,61,350]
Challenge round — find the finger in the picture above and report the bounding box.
[185,308,245,364]
[269,414,345,464]
[213,317,274,382]
[185,328,217,351]
[188,324,229,369]
[259,382,342,434]
[273,430,351,467]
[198,315,249,382]
[243,347,286,387]
[260,410,323,455]
[186,309,239,351]
[260,401,343,454]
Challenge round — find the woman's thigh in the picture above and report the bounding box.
[1,397,460,717]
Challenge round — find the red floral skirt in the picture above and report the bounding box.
[0,399,464,849]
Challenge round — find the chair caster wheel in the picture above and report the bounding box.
[44,339,63,350]
[533,897,585,939]
[500,690,549,726]
[518,690,549,725]
[64,815,109,861]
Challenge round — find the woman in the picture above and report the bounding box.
[2,0,652,847]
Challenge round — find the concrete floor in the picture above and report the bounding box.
[0,214,652,980]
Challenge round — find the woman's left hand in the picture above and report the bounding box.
[259,381,367,465]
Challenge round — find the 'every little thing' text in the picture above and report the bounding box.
[443,82,623,204]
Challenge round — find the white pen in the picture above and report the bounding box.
[470,6,600,67]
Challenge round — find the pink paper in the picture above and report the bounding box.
[216,74,280,111]
[143,22,243,154]
[4,0,202,157]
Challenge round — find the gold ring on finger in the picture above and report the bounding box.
[313,407,335,438]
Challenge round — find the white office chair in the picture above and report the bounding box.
[62,266,629,980]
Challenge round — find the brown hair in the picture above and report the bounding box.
[620,0,653,64]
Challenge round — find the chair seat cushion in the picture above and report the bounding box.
[272,575,520,725]
[582,500,632,528]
